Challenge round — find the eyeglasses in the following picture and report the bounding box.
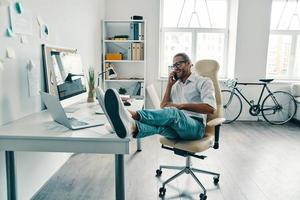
[169,60,187,69]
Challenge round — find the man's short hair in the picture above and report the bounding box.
[174,53,191,62]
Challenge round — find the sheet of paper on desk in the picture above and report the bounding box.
[27,60,41,97]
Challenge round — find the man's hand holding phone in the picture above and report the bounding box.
[168,71,178,86]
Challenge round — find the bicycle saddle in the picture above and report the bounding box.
[259,79,274,83]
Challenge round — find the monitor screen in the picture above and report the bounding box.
[42,45,87,101]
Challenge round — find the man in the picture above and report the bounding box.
[104,53,216,140]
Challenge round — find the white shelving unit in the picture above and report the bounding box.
[101,20,146,103]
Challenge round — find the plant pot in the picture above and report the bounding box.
[87,88,95,102]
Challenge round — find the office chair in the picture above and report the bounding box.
[155,60,225,200]
[146,84,161,109]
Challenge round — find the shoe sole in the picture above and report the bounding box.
[105,89,127,138]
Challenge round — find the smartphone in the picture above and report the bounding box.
[168,66,178,81]
[172,73,178,81]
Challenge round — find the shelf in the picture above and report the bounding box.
[102,19,146,107]
[104,40,144,43]
[104,79,144,82]
[103,20,145,23]
[104,60,144,63]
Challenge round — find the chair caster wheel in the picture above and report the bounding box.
[200,193,207,200]
[213,176,219,185]
[159,187,166,197]
[156,169,162,177]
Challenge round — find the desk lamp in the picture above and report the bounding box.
[97,64,117,86]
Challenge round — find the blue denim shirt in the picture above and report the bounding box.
[170,72,216,125]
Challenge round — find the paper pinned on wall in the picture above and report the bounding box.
[15,2,23,14]
[9,3,33,35]
[37,16,49,39]
[6,27,15,37]
[37,16,44,26]
[0,0,12,7]
[20,35,28,43]
[0,59,4,71]
[40,24,49,39]
[6,47,16,59]
[27,60,41,97]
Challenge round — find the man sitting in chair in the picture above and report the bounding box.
[104,53,216,139]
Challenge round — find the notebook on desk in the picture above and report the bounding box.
[40,91,104,130]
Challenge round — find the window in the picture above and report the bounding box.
[266,0,300,79]
[159,0,229,78]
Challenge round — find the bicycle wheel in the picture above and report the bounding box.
[221,90,243,123]
[262,91,297,125]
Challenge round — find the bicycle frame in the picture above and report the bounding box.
[229,82,274,109]
[223,79,297,124]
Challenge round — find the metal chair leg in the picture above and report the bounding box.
[160,165,185,171]
[158,155,219,198]
[189,169,207,195]
[191,168,220,177]
[162,168,186,187]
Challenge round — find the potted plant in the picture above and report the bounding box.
[118,87,127,94]
[87,67,95,102]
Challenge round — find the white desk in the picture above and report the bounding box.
[0,99,144,200]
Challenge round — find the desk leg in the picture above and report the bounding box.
[136,138,142,152]
[5,151,17,200]
[115,154,125,200]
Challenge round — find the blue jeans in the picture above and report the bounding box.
[135,107,205,140]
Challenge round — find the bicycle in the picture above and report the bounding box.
[221,79,297,125]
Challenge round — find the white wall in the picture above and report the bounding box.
[234,0,272,82]
[0,0,104,199]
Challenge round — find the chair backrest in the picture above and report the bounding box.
[146,84,161,109]
[195,60,223,137]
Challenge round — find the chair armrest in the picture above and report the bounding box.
[207,118,226,127]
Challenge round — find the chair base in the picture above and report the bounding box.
[156,156,220,199]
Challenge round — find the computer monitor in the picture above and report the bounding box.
[42,45,87,104]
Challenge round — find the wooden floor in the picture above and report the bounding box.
[32,121,300,200]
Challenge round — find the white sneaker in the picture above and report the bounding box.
[104,89,133,138]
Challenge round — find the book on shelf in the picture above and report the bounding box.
[136,43,141,61]
[138,23,144,40]
[113,35,129,40]
[131,43,143,60]
[130,22,144,40]
[139,43,144,60]
[127,44,132,60]
[132,82,141,96]
[140,82,144,97]
[132,43,137,60]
